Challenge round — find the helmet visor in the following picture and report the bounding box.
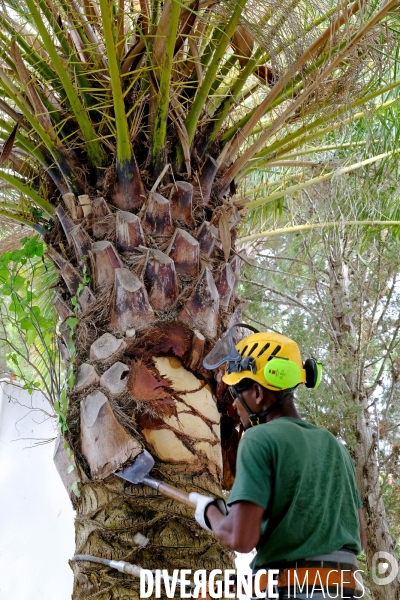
[203,323,259,370]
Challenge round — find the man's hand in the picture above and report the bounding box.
[189,492,228,532]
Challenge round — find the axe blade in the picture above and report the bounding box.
[116,450,155,484]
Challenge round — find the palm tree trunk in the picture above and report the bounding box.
[49,183,240,598]
[70,472,233,599]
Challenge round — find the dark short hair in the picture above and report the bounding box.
[233,378,295,399]
[234,378,257,392]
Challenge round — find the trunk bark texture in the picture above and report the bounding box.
[49,176,241,599]
[328,242,400,600]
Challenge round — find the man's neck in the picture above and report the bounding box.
[265,399,301,423]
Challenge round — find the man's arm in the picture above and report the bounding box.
[358,508,366,550]
[206,500,265,553]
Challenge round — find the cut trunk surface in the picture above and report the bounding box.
[196,221,218,257]
[170,181,194,225]
[144,249,179,309]
[116,211,145,252]
[167,228,199,277]
[142,192,174,235]
[91,241,124,291]
[111,268,155,332]
[180,268,219,337]
[92,197,114,240]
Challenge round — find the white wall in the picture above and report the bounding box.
[0,382,74,600]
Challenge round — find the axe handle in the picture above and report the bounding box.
[142,476,196,508]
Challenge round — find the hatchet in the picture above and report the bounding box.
[115,449,196,508]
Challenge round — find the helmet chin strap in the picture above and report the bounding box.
[236,388,294,427]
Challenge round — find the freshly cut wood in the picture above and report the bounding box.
[179,268,219,338]
[90,332,127,361]
[214,263,235,310]
[53,292,73,322]
[198,156,218,204]
[75,363,100,391]
[78,194,92,217]
[189,329,205,371]
[170,181,193,225]
[47,247,82,295]
[142,428,194,463]
[100,361,129,396]
[162,412,215,441]
[63,192,78,220]
[116,211,145,251]
[70,224,92,265]
[153,356,220,424]
[194,441,222,471]
[141,192,174,235]
[196,221,218,257]
[110,268,155,332]
[55,205,75,245]
[80,390,142,479]
[91,241,123,291]
[144,250,178,310]
[92,197,114,240]
[78,286,96,311]
[167,228,199,277]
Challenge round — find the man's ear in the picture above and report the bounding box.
[253,383,263,403]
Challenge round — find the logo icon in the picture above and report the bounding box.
[372,552,399,585]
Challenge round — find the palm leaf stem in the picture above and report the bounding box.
[222,29,396,192]
[24,0,107,167]
[150,0,181,176]
[0,209,38,228]
[99,0,132,165]
[245,148,400,210]
[218,0,365,168]
[0,122,47,165]
[185,0,248,146]
[0,70,81,191]
[239,221,400,244]
[208,52,237,97]
[249,98,397,171]
[206,47,264,146]
[35,0,97,105]
[0,170,54,217]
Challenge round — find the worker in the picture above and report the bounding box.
[189,325,366,599]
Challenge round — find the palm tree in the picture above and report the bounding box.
[0,0,398,597]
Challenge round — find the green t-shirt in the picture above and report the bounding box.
[228,418,362,568]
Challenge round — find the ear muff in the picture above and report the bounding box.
[264,357,301,390]
[304,357,322,389]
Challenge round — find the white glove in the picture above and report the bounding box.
[189,492,228,532]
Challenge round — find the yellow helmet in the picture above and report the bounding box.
[222,331,306,391]
[203,324,322,391]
